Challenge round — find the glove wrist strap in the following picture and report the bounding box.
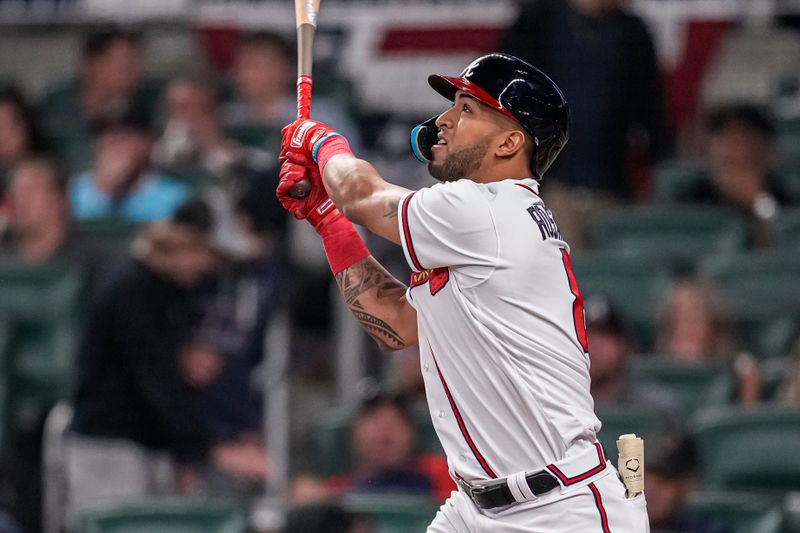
[314,135,353,173]
[306,198,339,229]
[312,205,370,274]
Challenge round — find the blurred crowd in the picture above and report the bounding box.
[0,0,798,532]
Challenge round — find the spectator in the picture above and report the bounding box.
[153,74,290,242]
[44,27,150,131]
[153,74,239,177]
[1,157,91,263]
[42,26,158,173]
[656,279,737,363]
[678,104,793,247]
[292,393,452,504]
[657,278,762,403]
[0,156,116,300]
[645,434,730,533]
[65,199,268,529]
[330,394,448,498]
[223,31,360,150]
[586,296,682,423]
[175,194,286,497]
[500,0,667,247]
[0,87,46,190]
[70,113,190,221]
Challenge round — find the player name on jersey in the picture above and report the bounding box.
[527,204,562,241]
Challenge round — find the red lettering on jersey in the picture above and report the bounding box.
[410,269,431,288]
[429,268,450,295]
[560,249,589,353]
[409,267,450,295]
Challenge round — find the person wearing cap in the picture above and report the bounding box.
[65,198,268,529]
[69,113,190,221]
[276,54,648,531]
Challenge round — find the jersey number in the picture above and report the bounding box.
[560,249,589,353]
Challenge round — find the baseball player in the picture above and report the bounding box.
[276,53,650,532]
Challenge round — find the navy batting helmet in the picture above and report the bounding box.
[410,53,570,178]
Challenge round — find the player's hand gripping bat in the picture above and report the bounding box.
[287,0,320,199]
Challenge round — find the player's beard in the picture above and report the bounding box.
[428,140,489,182]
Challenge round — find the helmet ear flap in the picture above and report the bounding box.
[410,115,440,163]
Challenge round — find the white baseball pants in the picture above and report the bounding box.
[427,467,650,533]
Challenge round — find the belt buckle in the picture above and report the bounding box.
[458,476,506,507]
[455,475,475,495]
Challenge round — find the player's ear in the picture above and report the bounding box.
[494,129,527,159]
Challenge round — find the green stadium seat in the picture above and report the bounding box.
[692,406,800,493]
[655,157,800,206]
[161,167,217,190]
[629,358,733,414]
[224,125,281,152]
[75,218,141,251]
[774,162,800,205]
[7,320,81,435]
[0,261,83,453]
[341,494,440,533]
[313,408,441,477]
[82,500,246,533]
[683,491,784,533]
[654,159,709,203]
[702,252,800,357]
[595,405,673,461]
[47,123,94,173]
[738,315,799,360]
[777,117,800,164]
[760,358,793,401]
[590,206,747,270]
[0,260,83,319]
[702,251,800,312]
[775,209,800,250]
[571,252,671,351]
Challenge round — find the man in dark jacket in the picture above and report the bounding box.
[500,0,667,246]
[65,199,268,528]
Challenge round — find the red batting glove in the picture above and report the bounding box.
[281,118,353,172]
[276,151,338,229]
[278,130,370,275]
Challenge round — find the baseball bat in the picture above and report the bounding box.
[288,0,321,199]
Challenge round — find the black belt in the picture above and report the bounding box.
[457,470,560,510]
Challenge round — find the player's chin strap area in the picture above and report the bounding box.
[410,115,440,163]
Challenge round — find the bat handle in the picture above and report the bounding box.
[289,75,314,199]
[297,75,313,120]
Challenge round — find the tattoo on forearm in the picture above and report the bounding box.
[335,258,406,307]
[352,310,405,349]
[334,257,408,349]
[384,199,399,219]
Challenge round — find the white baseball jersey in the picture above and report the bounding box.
[397,176,601,484]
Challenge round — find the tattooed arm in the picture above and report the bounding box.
[335,256,418,351]
[307,151,417,349]
[320,154,409,245]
